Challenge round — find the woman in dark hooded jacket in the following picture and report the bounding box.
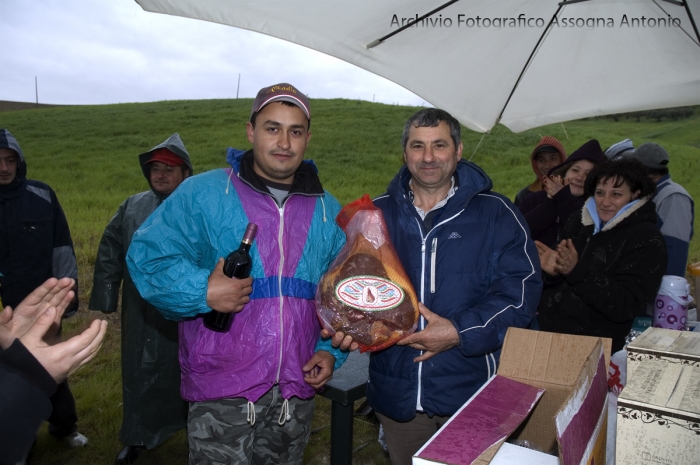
[536,159,667,352]
[519,139,607,249]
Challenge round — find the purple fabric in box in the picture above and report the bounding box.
[557,352,607,465]
[416,375,544,464]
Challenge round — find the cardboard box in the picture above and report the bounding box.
[626,327,700,378]
[616,360,700,464]
[412,375,545,465]
[488,442,559,465]
[413,328,611,465]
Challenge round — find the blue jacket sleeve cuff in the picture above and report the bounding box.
[315,337,349,371]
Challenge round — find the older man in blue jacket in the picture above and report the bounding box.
[330,108,542,465]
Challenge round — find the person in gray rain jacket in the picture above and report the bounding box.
[89,133,192,465]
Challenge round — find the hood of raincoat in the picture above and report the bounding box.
[547,139,606,177]
[0,129,27,188]
[138,133,194,187]
[521,136,567,195]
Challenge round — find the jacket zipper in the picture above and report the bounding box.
[413,211,463,412]
[236,170,324,386]
[275,200,286,384]
[430,237,438,294]
[416,232,427,411]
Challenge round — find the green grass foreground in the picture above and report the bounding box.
[0,99,698,464]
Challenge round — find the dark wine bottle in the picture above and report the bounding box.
[203,223,258,332]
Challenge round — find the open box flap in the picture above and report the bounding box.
[555,340,608,465]
[498,329,611,456]
[414,375,544,465]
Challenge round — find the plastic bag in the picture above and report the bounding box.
[316,194,419,352]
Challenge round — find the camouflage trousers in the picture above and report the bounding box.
[188,385,314,464]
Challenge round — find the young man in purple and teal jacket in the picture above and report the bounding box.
[126,83,347,464]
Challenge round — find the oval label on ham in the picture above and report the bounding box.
[335,275,405,312]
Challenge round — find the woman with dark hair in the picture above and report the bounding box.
[519,139,606,248]
[536,158,667,352]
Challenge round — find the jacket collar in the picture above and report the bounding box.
[582,196,651,233]
[229,148,326,197]
[656,174,672,191]
[0,177,24,195]
[388,159,492,215]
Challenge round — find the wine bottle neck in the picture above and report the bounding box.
[239,240,252,251]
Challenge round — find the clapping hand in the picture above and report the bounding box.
[0,277,75,350]
[535,239,578,276]
[542,175,564,199]
[554,239,578,275]
[20,306,108,383]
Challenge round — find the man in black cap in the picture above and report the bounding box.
[627,142,694,277]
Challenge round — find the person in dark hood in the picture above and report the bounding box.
[513,136,567,206]
[0,128,87,452]
[89,133,192,464]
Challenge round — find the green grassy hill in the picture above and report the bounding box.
[0,99,698,464]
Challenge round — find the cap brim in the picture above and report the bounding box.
[253,95,310,119]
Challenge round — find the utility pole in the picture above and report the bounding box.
[236,73,241,99]
[35,76,39,108]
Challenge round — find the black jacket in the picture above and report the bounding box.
[0,340,58,465]
[537,198,667,352]
[0,129,78,313]
[518,185,586,249]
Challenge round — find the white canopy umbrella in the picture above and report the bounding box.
[135,0,700,133]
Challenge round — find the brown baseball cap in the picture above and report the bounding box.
[251,83,310,120]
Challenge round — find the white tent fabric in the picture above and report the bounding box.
[135,0,700,133]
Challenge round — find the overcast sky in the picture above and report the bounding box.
[0,0,425,106]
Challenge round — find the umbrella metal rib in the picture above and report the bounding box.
[654,0,700,46]
[366,0,460,48]
[680,0,700,45]
[494,5,564,128]
[496,0,699,129]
